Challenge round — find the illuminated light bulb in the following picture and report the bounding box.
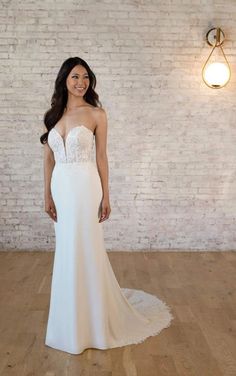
[203,62,230,88]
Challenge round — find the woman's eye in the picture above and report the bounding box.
[72,76,89,79]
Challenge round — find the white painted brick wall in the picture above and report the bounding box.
[1,0,236,251]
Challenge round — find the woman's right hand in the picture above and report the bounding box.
[45,195,57,222]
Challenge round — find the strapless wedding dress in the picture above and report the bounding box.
[45,124,174,354]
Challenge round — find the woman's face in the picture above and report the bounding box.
[66,65,90,96]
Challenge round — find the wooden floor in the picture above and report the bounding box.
[0,251,235,376]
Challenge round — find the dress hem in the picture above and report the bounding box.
[45,298,174,355]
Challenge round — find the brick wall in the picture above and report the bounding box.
[1,0,236,251]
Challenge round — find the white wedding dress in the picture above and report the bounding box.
[45,124,174,354]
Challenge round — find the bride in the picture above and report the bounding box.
[40,56,173,355]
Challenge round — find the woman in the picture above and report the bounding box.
[41,56,173,355]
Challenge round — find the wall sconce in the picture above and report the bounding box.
[202,27,231,89]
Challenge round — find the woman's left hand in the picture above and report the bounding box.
[99,197,111,222]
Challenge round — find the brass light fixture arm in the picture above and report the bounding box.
[202,27,231,89]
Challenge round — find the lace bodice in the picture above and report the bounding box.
[47,125,95,163]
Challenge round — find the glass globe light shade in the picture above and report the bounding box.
[203,62,230,88]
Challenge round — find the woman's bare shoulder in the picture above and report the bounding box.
[92,106,107,120]
[92,107,107,133]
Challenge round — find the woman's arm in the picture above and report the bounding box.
[43,129,57,221]
[94,108,111,222]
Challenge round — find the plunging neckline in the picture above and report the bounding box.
[51,124,94,158]
[53,124,94,142]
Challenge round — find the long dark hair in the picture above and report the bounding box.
[40,56,102,144]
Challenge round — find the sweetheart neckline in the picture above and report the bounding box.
[51,124,94,143]
[50,125,94,159]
